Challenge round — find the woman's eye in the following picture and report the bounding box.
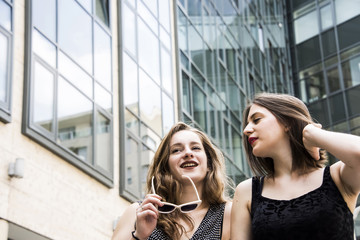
[254,118,261,123]
[193,146,201,150]
[171,149,180,153]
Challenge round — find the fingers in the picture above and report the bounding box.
[136,194,163,219]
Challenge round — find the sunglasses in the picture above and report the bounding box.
[151,175,202,214]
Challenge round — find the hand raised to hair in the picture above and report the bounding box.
[134,194,163,239]
[302,123,322,160]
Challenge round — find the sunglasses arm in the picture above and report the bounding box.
[182,175,201,201]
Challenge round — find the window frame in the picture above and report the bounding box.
[23,0,114,187]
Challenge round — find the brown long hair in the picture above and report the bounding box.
[146,122,229,239]
[242,93,327,177]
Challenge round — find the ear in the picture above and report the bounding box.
[284,126,290,132]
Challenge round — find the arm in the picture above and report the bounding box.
[221,201,232,240]
[303,124,360,203]
[231,179,252,240]
[112,194,163,240]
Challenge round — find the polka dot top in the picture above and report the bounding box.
[148,203,226,240]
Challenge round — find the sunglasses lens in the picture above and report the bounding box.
[158,204,176,213]
[180,203,198,212]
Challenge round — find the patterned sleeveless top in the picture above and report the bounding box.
[148,203,226,240]
[251,166,354,240]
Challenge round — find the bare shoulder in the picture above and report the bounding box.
[112,202,139,240]
[235,178,252,199]
[222,201,232,240]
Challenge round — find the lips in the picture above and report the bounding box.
[248,137,258,145]
[180,161,198,168]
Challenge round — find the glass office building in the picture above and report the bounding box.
[0,0,358,239]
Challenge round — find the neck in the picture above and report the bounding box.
[180,182,203,204]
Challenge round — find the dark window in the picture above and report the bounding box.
[308,99,330,126]
[24,0,113,186]
[338,15,360,51]
[329,93,346,123]
[296,36,321,69]
[346,85,360,117]
[327,66,341,93]
[321,29,337,58]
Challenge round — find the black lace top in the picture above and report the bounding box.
[148,203,226,240]
[251,166,353,240]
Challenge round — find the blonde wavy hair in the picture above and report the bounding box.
[242,93,327,177]
[146,122,229,239]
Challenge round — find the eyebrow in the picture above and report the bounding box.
[170,141,202,148]
[247,112,262,122]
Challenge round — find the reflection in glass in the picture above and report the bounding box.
[158,0,170,32]
[320,4,333,30]
[161,47,172,95]
[139,70,162,135]
[307,72,326,103]
[189,25,204,73]
[193,84,207,130]
[138,18,160,84]
[140,145,153,198]
[162,92,174,135]
[308,99,329,126]
[342,55,360,88]
[138,1,157,34]
[33,61,54,132]
[95,0,109,26]
[140,122,161,151]
[335,0,360,25]
[177,8,188,53]
[0,0,11,31]
[122,3,136,55]
[33,29,56,67]
[125,135,140,196]
[232,128,241,166]
[123,53,139,114]
[77,0,92,13]
[182,72,191,114]
[96,112,111,171]
[327,67,340,93]
[0,33,8,102]
[32,0,55,41]
[95,82,112,111]
[94,23,112,90]
[59,0,92,73]
[125,109,139,135]
[58,51,92,98]
[58,77,93,162]
[294,10,319,44]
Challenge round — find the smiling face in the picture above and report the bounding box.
[243,104,289,159]
[168,130,208,184]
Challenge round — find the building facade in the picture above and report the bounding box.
[0,0,358,239]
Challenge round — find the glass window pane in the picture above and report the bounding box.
[294,10,319,44]
[125,135,140,196]
[138,1,158,34]
[320,4,333,30]
[327,66,340,93]
[95,0,109,26]
[158,0,170,31]
[335,0,360,25]
[58,77,93,162]
[346,85,360,117]
[296,36,321,69]
[140,123,161,152]
[0,33,8,103]
[329,93,346,123]
[142,0,158,18]
[307,71,326,103]
[77,0,92,13]
[125,109,139,135]
[228,77,240,115]
[193,84,207,130]
[139,70,162,135]
[162,92,174,135]
[33,61,54,132]
[32,0,55,41]
[59,0,92,73]
[95,112,111,171]
[189,25,204,72]
[308,99,330,126]
[122,3,136,55]
[182,72,191,113]
[138,18,160,84]
[232,128,241,166]
[33,29,56,68]
[95,82,112,112]
[161,47,172,95]
[0,0,11,31]
[321,29,337,57]
[337,15,360,51]
[94,23,112,90]
[58,51,93,98]
[123,53,139,114]
[177,8,188,53]
[342,55,360,88]
[160,26,171,51]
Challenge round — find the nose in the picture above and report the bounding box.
[184,147,194,158]
[243,122,253,136]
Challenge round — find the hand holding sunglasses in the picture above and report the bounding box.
[151,175,202,214]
